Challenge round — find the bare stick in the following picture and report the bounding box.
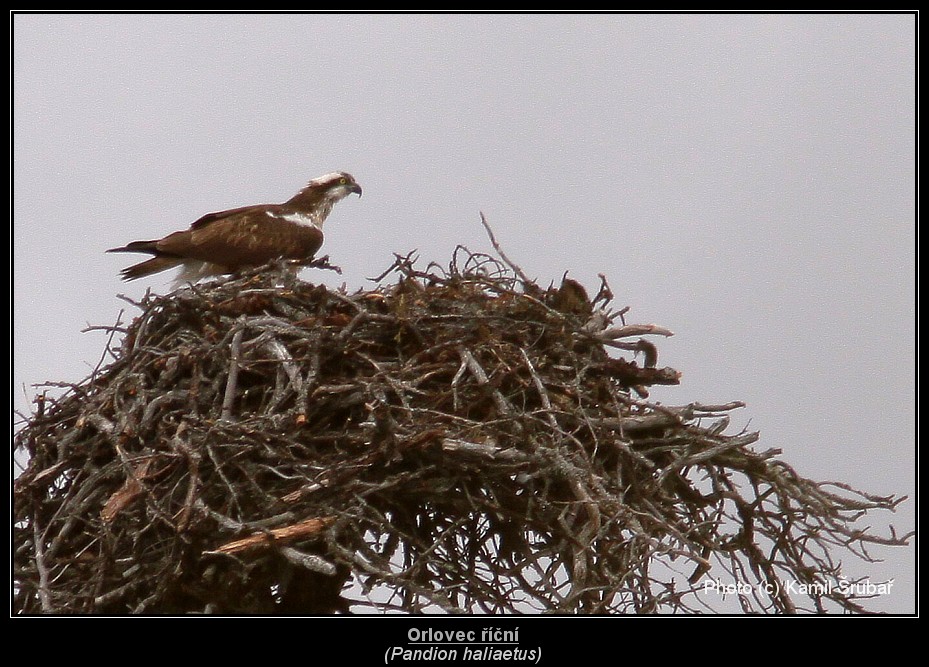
[220,327,245,422]
[32,511,53,612]
[594,324,674,339]
[479,212,532,286]
[278,546,338,575]
[206,516,336,555]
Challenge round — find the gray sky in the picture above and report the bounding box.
[13,13,915,613]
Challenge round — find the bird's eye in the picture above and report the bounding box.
[339,177,347,185]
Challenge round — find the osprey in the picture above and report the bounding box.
[108,172,362,282]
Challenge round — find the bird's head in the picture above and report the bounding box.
[307,171,363,200]
[285,171,363,219]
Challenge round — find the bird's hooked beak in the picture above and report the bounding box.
[350,182,363,197]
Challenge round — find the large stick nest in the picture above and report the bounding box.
[14,246,910,614]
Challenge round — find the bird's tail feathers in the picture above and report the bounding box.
[106,240,160,255]
[119,256,183,281]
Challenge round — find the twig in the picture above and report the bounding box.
[220,326,245,422]
[206,516,337,555]
[32,511,53,612]
[593,324,674,339]
[459,347,515,418]
[479,212,532,286]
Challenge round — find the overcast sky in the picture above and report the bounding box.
[12,13,915,613]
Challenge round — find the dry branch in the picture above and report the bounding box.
[208,517,337,555]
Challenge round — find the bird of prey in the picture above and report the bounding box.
[108,172,362,283]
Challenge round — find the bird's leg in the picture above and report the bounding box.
[269,258,303,289]
[303,255,343,275]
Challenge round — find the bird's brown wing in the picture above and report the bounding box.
[154,210,324,270]
[188,204,269,230]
